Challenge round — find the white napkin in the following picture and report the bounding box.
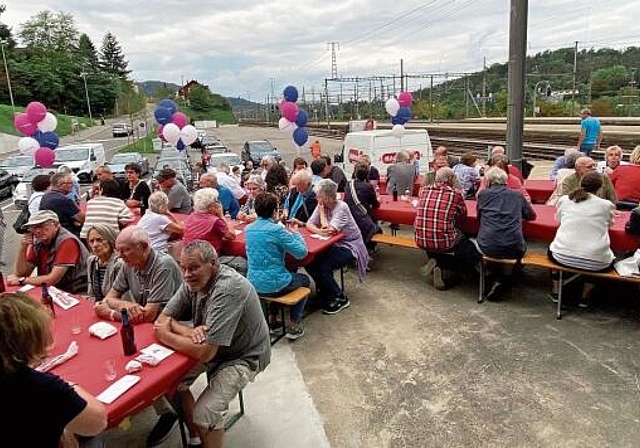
[125,360,143,373]
[36,341,79,372]
[139,343,174,362]
[96,375,141,404]
[309,233,330,241]
[89,322,118,340]
[49,286,80,310]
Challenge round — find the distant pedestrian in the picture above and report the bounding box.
[311,140,322,160]
[577,108,602,156]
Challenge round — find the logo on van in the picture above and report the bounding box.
[348,148,362,163]
[381,151,422,164]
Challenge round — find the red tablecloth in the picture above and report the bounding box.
[523,179,555,204]
[378,175,424,196]
[10,287,197,429]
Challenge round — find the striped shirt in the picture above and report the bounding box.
[80,196,133,238]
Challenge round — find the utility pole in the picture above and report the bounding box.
[465,77,469,119]
[429,75,434,123]
[482,56,487,117]
[400,59,404,91]
[324,79,331,127]
[327,42,340,79]
[80,72,93,121]
[571,41,578,115]
[0,40,15,117]
[506,0,528,173]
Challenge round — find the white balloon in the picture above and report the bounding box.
[278,117,295,132]
[391,124,405,138]
[18,137,40,156]
[37,112,58,132]
[385,98,400,117]
[180,125,198,145]
[162,123,181,145]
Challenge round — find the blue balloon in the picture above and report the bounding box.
[391,116,405,125]
[33,130,44,145]
[295,109,308,127]
[158,99,178,115]
[40,131,59,150]
[154,107,173,125]
[396,106,412,123]
[283,85,299,103]
[292,127,308,146]
[176,139,185,151]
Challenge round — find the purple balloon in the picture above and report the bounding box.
[172,112,188,129]
[398,92,413,108]
[34,147,56,168]
[14,113,38,136]
[280,101,299,123]
[26,101,47,124]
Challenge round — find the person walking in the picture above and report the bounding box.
[577,108,603,156]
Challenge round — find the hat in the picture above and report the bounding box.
[23,210,59,229]
[155,167,176,182]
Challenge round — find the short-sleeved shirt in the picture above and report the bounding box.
[182,211,228,252]
[27,238,81,276]
[80,196,132,239]
[128,180,151,213]
[111,248,182,306]
[137,211,173,252]
[39,190,81,236]
[414,182,467,252]
[163,265,271,377]
[581,116,601,146]
[165,182,192,213]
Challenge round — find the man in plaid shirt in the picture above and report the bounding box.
[414,167,480,289]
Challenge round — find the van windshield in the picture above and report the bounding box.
[55,149,89,162]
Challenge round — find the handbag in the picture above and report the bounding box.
[625,207,640,235]
[13,198,34,234]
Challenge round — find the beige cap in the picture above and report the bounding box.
[23,210,59,229]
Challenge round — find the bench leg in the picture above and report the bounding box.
[478,260,485,304]
[225,390,245,430]
[556,270,563,320]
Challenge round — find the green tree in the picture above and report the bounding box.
[591,65,630,97]
[188,84,215,111]
[100,31,130,79]
[77,33,100,71]
[19,10,78,52]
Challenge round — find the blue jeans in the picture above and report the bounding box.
[305,246,354,302]
[263,272,310,323]
[580,144,595,156]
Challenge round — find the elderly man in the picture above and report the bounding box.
[199,172,239,219]
[550,147,580,180]
[215,162,246,202]
[95,226,183,446]
[320,155,347,192]
[95,165,129,200]
[577,108,603,156]
[154,241,271,448]
[39,172,85,237]
[414,167,480,290]
[489,146,524,182]
[283,169,318,225]
[155,168,192,214]
[561,156,617,204]
[7,210,89,293]
[430,146,459,170]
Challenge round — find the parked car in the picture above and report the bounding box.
[112,122,133,137]
[152,158,194,191]
[205,144,230,154]
[53,144,106,182]
[159,148,191,165]
[0,169,18,199]
[241,140,281,165]
[107,152,149,177]
[0,155,34,179]
[13,167,54,207]
[208,153,244,174]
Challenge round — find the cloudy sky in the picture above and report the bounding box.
[4,0,640,100]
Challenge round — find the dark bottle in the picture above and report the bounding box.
[120,309,137,356]
[392,184,398,202]
[41,283,55,317]
[0,272,5,293]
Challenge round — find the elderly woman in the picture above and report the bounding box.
[136,191,184,252]
[344,161,381,250]
[549,171,615,306]
[478,155,532,204]
[610,145,640,206]
[237,175,266,223]
[306,179,370,315]
[453,151,481,199]
[476,167,537,301]
[597,145,628,175]
[80,179,133,239]
[546,151,583,206]
[352,154,380,185]
[246,192,310,339]
[283,169,318,225]
[86,224,125,302]
[386,150,416,195]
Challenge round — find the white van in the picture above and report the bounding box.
[337,129,433,177]
[53,143,106,182]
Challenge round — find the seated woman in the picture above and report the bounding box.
[344,161,381,251]
[548,172,615,306]
[80,179,133,239]
[386,150,416,195]
[453,151,481,199]
[265,163,290,208]
[289,157,311,187]
[476,167,537,301]
[306,179,370,315]
[597,145,628,175]
[478,155,532,204]
[610,145,640,207]
[546,151,582,206]
[237,175,265,223]
[283,170,318,225]
[136,191,184,253]
[352,154,380,186]
[86,224,125,303]
[245,192,310,340]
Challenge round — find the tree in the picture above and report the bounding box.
[100,31,130,79]
[18,10,78,52]
[77,33,100,72]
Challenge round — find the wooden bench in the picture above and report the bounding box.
[259,287,311,345]
[371,233,420,250]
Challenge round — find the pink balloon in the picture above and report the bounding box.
[14,113,38,136]
[398,92,413,108]
[171,112,188,129]
[157,124,166,141]
[280,101,299,123]
[34,147,56,168]
[26,101,48,124]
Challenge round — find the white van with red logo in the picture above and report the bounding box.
[336,129,433,177]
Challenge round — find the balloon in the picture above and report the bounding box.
[37,112,58,133]
[391,124,405,138]
[162,123,181,144]
[385,98,400,117]
[176,139,185,151]
[280,101,299,122]
[180,125,198,145]
[18,137,40,156]
[292,127,309,146]
[34,147,56,167]
[398,92,413,108]
[278,117,295,132]
[396,106,412,124]
[283,85,299,103]
[391,116,404,125]
[158,99,178,115]
[14,113,38,136]
[154,107,173,125]
[295,109,308,127]
[171,112,188,129]
[26,101,47,124]
[39,131,59,150]
[157,124,165,141]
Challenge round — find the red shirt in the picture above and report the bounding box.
[610,164,640,203]
[414,182,467,252]
[182,211,228,252]
[508,165,524,183]
[26,238,81,275]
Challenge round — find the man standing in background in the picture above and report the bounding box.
[577,108,602,157]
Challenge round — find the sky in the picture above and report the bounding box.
[4,0,640,101]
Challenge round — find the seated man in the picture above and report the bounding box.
[550,147,580,180]
[155,168,193,214]
[215,162,246,202]
[320,155,347,192]
[414,167,481,290]
[94,226,184,447]
[199,173,240,219]
[489,146,524,182]
[154,241,271,448]
[39,172,85,237]
[7,210,89,293]
[561,156,617,204]
[429,145,459,170]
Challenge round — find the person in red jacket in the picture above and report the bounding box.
[610,145,640,205]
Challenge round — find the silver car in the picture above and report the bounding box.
[107,152,149,177]
[0,155,34,179]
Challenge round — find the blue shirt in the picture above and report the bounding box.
[581,116,601,146]
[245,217,308,294]
[216,184,239,219]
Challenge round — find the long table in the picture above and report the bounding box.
[373,196,640,253]
[523,179,555,204]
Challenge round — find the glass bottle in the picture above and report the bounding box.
[120,309,137,356]
[392,184,398,202]
[41,283,55,317]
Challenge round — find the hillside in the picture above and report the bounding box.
[227,97,260,111]
[137,81,181,97]
[0,104,93,137]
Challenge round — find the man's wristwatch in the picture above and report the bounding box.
[18,277,26,286]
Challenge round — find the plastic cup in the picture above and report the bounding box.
[104,359,117,382]
[70,315,82,335]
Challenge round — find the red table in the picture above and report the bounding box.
[523,179,555,204]
[13,287,197,429]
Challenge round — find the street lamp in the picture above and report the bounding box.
[532,80,550,118]
[0,39,15,117]
[79,72,93,122]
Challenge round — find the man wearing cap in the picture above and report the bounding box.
[155,168,193,214]
[7,210,90,293]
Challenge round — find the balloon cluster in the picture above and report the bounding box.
[153,99,198,152]
[385,92,413,138]
[278,85,309,147]
[15,102,60,168]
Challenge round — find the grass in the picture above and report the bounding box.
[0,104,94,137]
[118,134,156,154]
[179,105,236,124]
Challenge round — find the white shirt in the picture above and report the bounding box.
[137,211,171,252]
[216,171,245,200]
[28,191,46,215]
